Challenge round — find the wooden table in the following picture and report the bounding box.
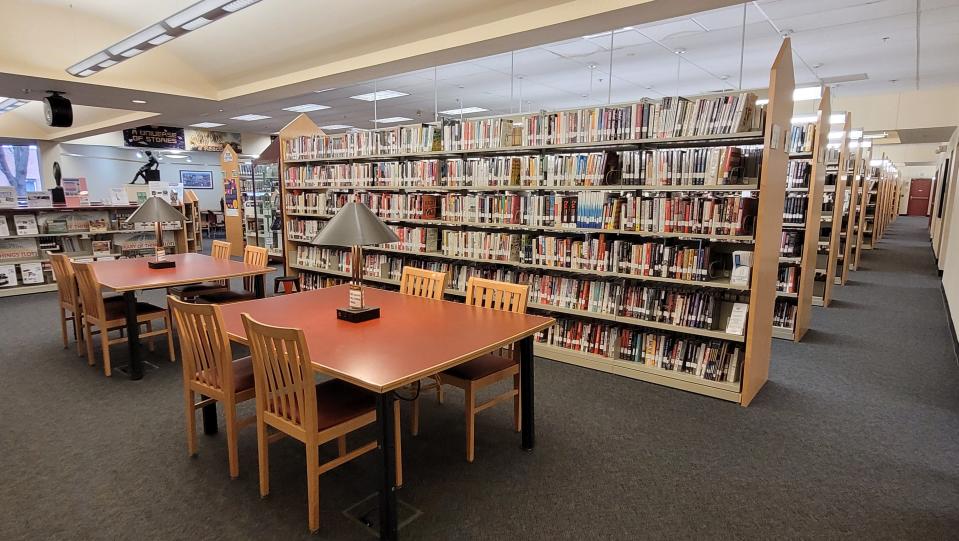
[91,253,272,382]
[218,285,554,540]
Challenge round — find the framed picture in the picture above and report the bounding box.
[179,170,214,189]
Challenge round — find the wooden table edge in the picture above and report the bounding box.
[98,267,274,291]
[225,318,555,394]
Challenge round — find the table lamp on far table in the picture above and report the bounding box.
[310,201,399,323]
[125,196,187,269]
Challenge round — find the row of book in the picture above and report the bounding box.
[783,194,809,224]
[777,266,799,293]
[286,218,323,241]
[786,161,811,189]
[618,284,720,329]
[283,94,763,160]
[780,231,803,257]
[773,299,797,330]
[536,318,741,382]
[788,123,816,154]
[283,147,761,188]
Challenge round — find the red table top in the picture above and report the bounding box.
[90,253,272,291]
[218,285,554,393]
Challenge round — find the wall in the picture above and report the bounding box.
[938,126,959,330]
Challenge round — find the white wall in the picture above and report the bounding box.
[938,126,959,330]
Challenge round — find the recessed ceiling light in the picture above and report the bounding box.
[827,131,845,140]
[131,99,147,104]
[862,132,888,139]
[0,98,27,114]
[181,17,212,31]
[829,113,846,124]
[371,117,412,124]
[230,114,270,121]
[320,124,352,130]
[755,98,769,106]
[350,90,408,101]
[790,115,818,124]
[793,86,822,101]
[190,122,225,128]
[849,129,863,139]
[439,107,488,115]
[282,104,330,113]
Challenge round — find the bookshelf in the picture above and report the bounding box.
[246,140,284,260]
[0,202,194,298]
[773,87,829,341]
[181,189,202,253]
[835,130,863,286]
[278,38,797,406]
[813,111,851,307]
[849,146,873,271]
[219,145,245,257]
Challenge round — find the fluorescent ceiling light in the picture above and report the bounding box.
[827,143,840,149]
[230,114,270,121]
[349,90,408,101]
[67,0,262,78]
[583,26,634,40]
[755,98,769,106]
[372,117,412,124]
[320,124,352,130]
[849,129,863,139]
[870,159,883,166]
[190,122,225,128]
[861,140,872,148]
[848,141,859,149]
[791,115,817,124]
[282,104,331,113]
[131,99,147,104]
[829,113,846,124]
[440,107,488,115]
[0,98,27,114]
[827,131,844,140]
[862,132,888,139]
[793,86,822,101]
[314,88,336,93]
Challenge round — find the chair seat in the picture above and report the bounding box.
[169,282,228,297]
[102,300,167,322]
[442,352,517,381]
[270,379,375,430]
[196,356,254,393]
[196,290,257,304]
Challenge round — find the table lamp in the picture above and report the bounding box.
[125,196,187,269]
[310,201,399,322]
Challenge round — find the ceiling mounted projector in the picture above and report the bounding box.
[43,92,73,127]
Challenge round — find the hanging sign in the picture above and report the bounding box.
[122,125,185,149]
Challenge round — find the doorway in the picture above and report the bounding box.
[907,178,932,216]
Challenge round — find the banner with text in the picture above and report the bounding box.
[122,125,185,149]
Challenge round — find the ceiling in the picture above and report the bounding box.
[0,0,956,140]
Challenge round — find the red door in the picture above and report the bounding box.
[907,178,932,216]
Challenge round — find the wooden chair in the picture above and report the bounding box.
[74,262,175,376]
[399,266,448,435]
[435,277,529,462]
[196,245,268,304]
[241,313,402,533]
[168,240,232,300]
[50,254,124,356]
[168,296,255,479]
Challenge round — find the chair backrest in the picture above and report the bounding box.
[243,245,269,291]
[465,277,529,314]
[399,266,447,300]
[241,313,317,436]
[211,240,231,260]
[73,262,106,321]
[49,254,78,308]
[168,296,235,394]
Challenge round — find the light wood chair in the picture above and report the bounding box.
[197,245,269,304]
[436,277,529,462]
[241,313,402,533]
[399,266,448,435]
[168,296,255,479]
[169,240,232,299]
[50,254,123,356]
[74,262,175,376]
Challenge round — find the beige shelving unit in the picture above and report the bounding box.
[179,189,202,253]
[814,112,851,306]
[835,131,863,286]
[773,87,829,342]
[278,39,797,406]
[850,146,873,271]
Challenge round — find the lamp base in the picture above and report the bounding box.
[148,260,176,269]
[336,306,380,323]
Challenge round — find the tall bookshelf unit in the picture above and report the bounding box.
[862,161,880,250]
[813,112,851,307]
[834,127,862,286]
[278,39,796,406]
[849,146,873,271]
[247,140,284,260]
[772,88,829,341]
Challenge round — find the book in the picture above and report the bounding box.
[725,302,748,335]
[18,262,44,284]
[0,187,16,208]
[92,240,112,257]
[0,216,8,237]
[14,215,39,235]
[110,187,129,205]
[27,192,52,207]
[0,264,17,287]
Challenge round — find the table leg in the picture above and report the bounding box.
[123,291,143,381]
[519,336,534,451]
[202,398,218,435]
[254,274,265,299]
[375,392,398,541]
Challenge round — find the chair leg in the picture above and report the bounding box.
[513,372,521,433]
[306,445,320,533]
[165,315,176,362]
[394,400,403,487]
[337,435,346,457]
[145,321,155,352]
[84,323,95,366]
[100,326,112,377]
[465,383,476,463]
[257,415,270,498]
[411,396,420,437]
[185,389,197,457]
[435,375,445,404]
[225,400,239,479]
[74,313,84,357]
[59,307,69,349]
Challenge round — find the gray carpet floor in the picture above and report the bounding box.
[1,216,958,540]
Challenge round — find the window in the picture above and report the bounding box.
[0,143,42,197]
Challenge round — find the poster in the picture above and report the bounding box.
[180,170,214,189]
[0,187,18,208]
[186,129,242,153]
[19,262,44,284]
[0,264,18,287]
[123,125,185,149]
